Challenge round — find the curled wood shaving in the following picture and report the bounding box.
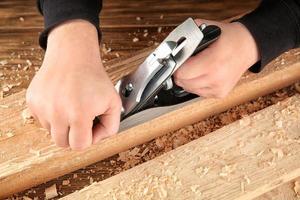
[45,184,58,199]
[294,181,300,196]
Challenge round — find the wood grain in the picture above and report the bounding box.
[62,95,300,200]
[1,48,300,198]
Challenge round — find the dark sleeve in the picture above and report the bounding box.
[37,0,102,49]
[237,0,300,72]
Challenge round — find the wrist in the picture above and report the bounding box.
[47,19,100,54]
[231,22,260,71]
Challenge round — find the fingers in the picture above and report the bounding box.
[69,118,93,150]
[93,105,121,144]
[50,119,69,148]
[175,74,211,91]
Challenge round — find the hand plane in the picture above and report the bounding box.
[115,18,221,120]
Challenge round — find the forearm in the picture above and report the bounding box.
[238,0,300,72]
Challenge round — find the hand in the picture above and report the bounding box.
[26,20,122,150]
[174,19,260,98]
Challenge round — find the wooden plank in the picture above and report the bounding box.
[62,95,300,200]
[255,177,300,200]
[0,48,300,198]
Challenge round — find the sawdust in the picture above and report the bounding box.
[12,84,298,199]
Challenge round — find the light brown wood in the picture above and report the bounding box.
[255,177,300,200]
[61,95,300,200]
[0,48,300,198]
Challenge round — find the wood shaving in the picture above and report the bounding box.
[143,32,148,37]
[136,16,141,21]
[26,59,32,66]
[190,185,201,194]
[243,175,251,184]
[22,108,34,124]
[115,53,120,58]
[62,180,70,186]
[294,181,300,196]
[132,37,139,42]
[0,60,8,66]
[19,17,25,22]
[0,104,9,108]
[6,131,14,138]
[160,14,164,19]
[45,184,58,199]
[158,27,162,33]
[240,181,245,193]
[270,148,284,159]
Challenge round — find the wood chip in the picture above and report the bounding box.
[136,16,141,21]
[0,60,8,66]
[270,148,284,159]
[294,181,300,196]
[0,104,9,108]
[160,14,164,19]
[157,27,162,33]
[62,180,70,186]
[240,181,245,193]
[132,37,139,42]
[143,32,148,37]
[19,17,25,22]
[45,184,58,199]
[26,59,32,66]
[22,108,34,124]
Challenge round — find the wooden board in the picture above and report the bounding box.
[255,177,300,200]
[1,48,300,198]
[62,95,300,200]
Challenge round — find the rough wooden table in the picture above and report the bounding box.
[2,0,299,199]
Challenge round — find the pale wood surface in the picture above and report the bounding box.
[62,95,300,200]
[1,49,300,198]
[255,177,300,200]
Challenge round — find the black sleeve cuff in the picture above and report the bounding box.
[237,0,300,73]
[37,0,102,49]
